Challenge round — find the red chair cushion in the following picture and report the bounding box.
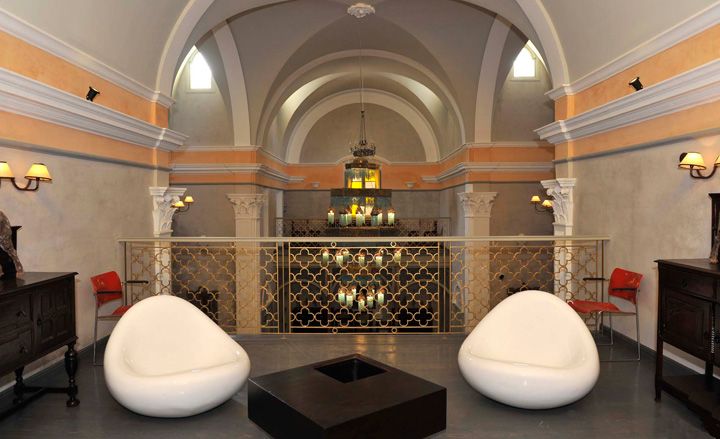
[110,305,132,317]
[568,300,620,314]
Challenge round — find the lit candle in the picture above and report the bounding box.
[367,286,375,308]
[377,287,385,306]
[367,294,374,308]
[336,250,344,265]
[327,208,335,226]
[338,287,347,306]
[387,208,395,226]
[358,251,366,267]
[375,250,383,267]
[358,296,366,312]
[346,292,354,307]
[342,249,350,263]
[393,248,402,263]
[356,211,365,226]
[322,249,331,264]
[350,284,357,300]
[377,209,383,226]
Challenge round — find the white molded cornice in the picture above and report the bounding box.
[172,163,304,184]
[421,162,554,183]
[0,8,174,107]
[546,1,720,100]
[0,67,188,151]
[181,145,261,152]
[536,59,720,145]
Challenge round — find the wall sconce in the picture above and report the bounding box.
[530,195,553,212]
[0,161,52,191]
[678,152,720,179]
[628,77,643,91]
[86,86,100,102]
[172,196,195,212]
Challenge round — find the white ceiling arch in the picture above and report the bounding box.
[474,16,511,142]
[257,48,466,145]
[286,89,440,163]
[155,0,568,95]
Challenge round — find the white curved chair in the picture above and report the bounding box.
[104,295,251,417]
[458,290,599,409]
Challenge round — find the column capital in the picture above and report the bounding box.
[149,186,186,237]
[457,192,497,218]
[541,178,576,233]
[227,194,266,220]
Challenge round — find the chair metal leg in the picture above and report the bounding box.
[609,312,614,346]
[93,307,99,366]
[635,307,641,361]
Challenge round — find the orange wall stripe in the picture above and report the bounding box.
[0,30,168,127]
[0,110,170,168]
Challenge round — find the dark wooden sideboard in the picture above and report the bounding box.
[656,259,720,436]
[0,272,79,416]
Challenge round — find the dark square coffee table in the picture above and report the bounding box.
[248,354,446,438]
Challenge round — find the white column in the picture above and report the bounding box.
[148,187,186,295]
[457,191,497,330]
[227,194,267,333]
[541,178,577,299]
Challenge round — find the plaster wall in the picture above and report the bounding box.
[0,145,156,379]
[301,104,425,163]
[571,134,720,370]
[170,39,234,146]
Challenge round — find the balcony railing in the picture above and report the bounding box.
[276,217,451,237]
[119,236,608,334]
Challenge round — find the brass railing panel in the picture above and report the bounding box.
[120,236,606,334]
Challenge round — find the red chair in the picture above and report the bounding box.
[90,271,148,365]
[568,268,643,361]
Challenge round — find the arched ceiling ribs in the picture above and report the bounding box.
[213,22,252,145]
[286,89,440,164]
[257,49,465,146]
[155,0,568,96]
[474,16,511,143]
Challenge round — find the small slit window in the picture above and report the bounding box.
[189,51,212,90]
[512,47,536,79]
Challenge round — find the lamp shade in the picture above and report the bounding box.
[530,195,541,203]
[0,161,14,179]
[679,152,706,170]
[173,200,185,208]
[25,163,52,181]
[541,200,553,208]
[183,196,195,204]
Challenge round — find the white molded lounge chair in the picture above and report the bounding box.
[104,295,250,417]
[458,290,599,409]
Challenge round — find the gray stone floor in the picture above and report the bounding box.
[0,334,711,438]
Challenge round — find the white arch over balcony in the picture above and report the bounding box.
[258,49,466,145]
[285,89,440,163]
[474,16,511,142]
[213,22,251,146]
[155,0,568,96]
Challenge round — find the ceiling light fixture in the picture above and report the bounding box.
[86,86,100,101]
[628,77,643,91]
[347,3,375,19]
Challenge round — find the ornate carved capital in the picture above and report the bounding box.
[541,178,576,228]
[149,186,186,237]
[457,192,497,218]
[227,194,266,220]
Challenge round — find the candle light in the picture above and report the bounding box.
[346,292,354,307]
[358,251,366,267]
[356,211,365,226]
[393,248,402,263]
[377,287,386,306]
[342,249,350,262]
[358,295,366,312]
[350,284,357,300]
[367,286,375,308]
[337,287,347,306]
[375,250,383,267]
[322,248,331,264]
[387,208,396,226]
[377,209,383,226]
[336,250,344,265]
[327,208,335,226]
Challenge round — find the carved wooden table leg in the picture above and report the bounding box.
[12,367,25,404]
[64,342,79,407]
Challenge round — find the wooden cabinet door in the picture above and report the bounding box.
[661,288,712,359]
[34,277,75,355]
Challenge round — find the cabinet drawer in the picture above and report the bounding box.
[0,329,33,373]
[661,266,716,299]
[661,288,712,358]
[0,295,32,331]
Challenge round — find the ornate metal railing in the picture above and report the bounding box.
[276,217,451,237]
[119,236,607,334]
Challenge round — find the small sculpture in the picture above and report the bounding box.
[0,211,23,279]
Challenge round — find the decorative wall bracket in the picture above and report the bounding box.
[541,178,576,236]
[457,192,498,219]
[149,186,187,237]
